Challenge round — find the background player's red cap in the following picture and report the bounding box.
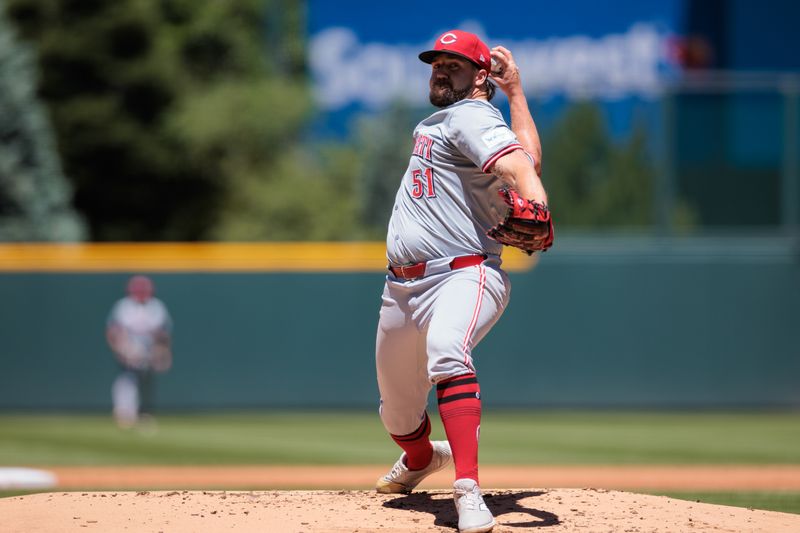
[127,275,154,300]
[419,30,492,72]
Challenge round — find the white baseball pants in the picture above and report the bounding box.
[375,255,511,436]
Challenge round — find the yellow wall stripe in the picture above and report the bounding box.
[0,243,537,272]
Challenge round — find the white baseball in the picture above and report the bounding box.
[490,57,503,75]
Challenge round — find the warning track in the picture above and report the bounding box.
[38,464,800,491]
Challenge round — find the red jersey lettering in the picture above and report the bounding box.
[412,134,434,162]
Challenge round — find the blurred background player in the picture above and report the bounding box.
[106,275,173,429]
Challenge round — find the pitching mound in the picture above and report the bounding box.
[3,488,799,532]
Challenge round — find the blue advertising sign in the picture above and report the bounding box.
[307,0,686,114]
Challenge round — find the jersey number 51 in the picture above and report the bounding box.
[410,167,437,199]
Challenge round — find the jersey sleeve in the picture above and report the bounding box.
[449,102,523,173]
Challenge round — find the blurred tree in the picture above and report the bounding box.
[206,140,363,241]
[0,5,86,241]
[5,0,318,241]
[543,103,657,228]
[354,102,421,239]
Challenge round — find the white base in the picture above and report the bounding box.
[0,467,57,489]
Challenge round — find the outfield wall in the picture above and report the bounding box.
[0,237,798,410]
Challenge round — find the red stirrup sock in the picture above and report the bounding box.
[437,373,481,483]
[390,411,433,470]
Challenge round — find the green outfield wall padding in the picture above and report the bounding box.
[1,238,799,410]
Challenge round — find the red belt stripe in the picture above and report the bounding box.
[389,254,486,281]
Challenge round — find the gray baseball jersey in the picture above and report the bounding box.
[386,98,523,265]
[107,296,172,370]
[376,98,521,436]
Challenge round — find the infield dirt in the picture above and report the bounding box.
[3,487,800,532]
[3,465,800,532]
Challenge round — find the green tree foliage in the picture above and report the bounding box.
[353,102,422,239]
[5,0,319,241]
[0,5,86,241]
[543,103,656,228]
[206,141,363,240]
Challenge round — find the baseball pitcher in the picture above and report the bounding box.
[374,30,553,533]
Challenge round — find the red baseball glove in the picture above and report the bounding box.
[487,187,554,254]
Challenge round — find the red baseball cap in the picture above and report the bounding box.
[127,275,154,299]
[419,30,491,72]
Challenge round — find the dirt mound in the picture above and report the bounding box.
[3,488,799,532]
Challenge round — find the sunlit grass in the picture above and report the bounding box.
[1,410,797,466]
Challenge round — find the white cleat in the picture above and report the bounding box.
[453,478,496,533]
[375,440,452,494]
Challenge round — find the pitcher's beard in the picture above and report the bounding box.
[429,83,471,107]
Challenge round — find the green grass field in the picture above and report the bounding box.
[1,410,799,513]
